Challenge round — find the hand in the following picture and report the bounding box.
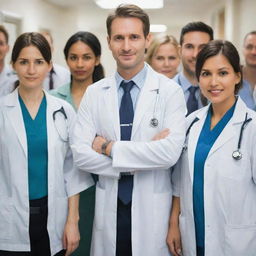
[151,128,170,141]
[92,135,106,154]
[167,222,182,256]
[63,221,80,256]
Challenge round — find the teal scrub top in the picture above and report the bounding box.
[193,101,236,254]
[19,94,48,200]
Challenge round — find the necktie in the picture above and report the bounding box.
[187,86,198,115]
[49,68,55,90]
[118,80,134,204]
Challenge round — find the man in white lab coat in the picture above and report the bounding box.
[0,25,17,97]
[71,4,186,256]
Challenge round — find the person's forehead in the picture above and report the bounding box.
[182,31,210,45]
[0,31,7,43]
[244,34,256,45]
[110,17,144,35]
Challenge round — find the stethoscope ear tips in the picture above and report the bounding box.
[232,150,242,160]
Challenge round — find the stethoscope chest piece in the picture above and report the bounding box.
[232,150,242,160]
[150,118,158,128]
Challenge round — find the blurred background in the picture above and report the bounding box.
[0,0,254,75]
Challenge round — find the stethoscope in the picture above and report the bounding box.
[182,113,252,160]
[53,106,68,142]
[150,89,160,128]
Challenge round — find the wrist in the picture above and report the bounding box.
[101,140,112,155]
[106,141,114,157]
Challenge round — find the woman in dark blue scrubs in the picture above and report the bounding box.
[168,40,256,256]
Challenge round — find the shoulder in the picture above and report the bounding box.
[50,83,70,98]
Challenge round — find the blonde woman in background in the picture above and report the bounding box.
[146,34,180,79]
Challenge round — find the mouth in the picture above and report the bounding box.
[25,77,38,81]
[208,89,223,96]
[74,71,86,75]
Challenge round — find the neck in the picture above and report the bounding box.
[118,63,144,80]
[71,78,93,94]
[211,96,236,120]
[18,86,44,103]
[243,65,256,86]
[183,69,197,85]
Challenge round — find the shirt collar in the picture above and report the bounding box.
[115,63,148,89]
[180,71,198,92]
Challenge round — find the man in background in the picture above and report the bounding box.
[174,21,214,115]
[0,25,17,97]
[41,31,70,90]
[239,31,256,110]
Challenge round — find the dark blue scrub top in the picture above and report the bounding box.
[19,94,48,200]
[193,101,236,255]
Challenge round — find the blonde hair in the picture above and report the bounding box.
[146,34,180,65]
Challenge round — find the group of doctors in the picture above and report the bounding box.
[0,3,256,256]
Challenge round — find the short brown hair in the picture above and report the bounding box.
[106,4,150,38]
[0,25,9,44]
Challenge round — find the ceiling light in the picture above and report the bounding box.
[95,0,163,9]
[150,24,167,33]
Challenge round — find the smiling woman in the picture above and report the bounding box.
[168,40,256,256]
[0,32,93,256]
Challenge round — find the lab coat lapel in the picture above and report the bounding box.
[207,98,247,158]
[102,76,120,140]
[187,107,208,182]
[131,69,159,138]
[4,89,27,157]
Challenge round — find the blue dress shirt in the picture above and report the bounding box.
[238,79,256,110]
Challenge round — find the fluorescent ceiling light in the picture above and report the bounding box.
[95,0,163,9]
[150,24,167,33]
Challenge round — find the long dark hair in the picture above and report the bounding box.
[196,40,242,95]
[12,32,52,88]
[64,31,104,83]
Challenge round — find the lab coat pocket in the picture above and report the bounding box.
[153,191,172,248]
[0,198,12,240]
[55,197,68,239]
[225,224,256,256]
[94,185,106,230]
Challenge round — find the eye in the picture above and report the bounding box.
[156,56,164,61]
[83,55,92,60]
[130,34,140,40]
[219,70,228,76]
[185,44,193,49]
[168,56,177,60]
[69,55,77,61]
[114,35,123,41]
[200,71,210,77]
[19,60,28,65]
[35,59,45,65]
[246,45,253,51]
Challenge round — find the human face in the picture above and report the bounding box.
[181,31,211,76]
[151,43,180,78]
[12,45,52,89]
[0,31,9,63]
[66,41,100,83]
[199,54,241,110]
[243,34,256,68]
[108,17,150,78]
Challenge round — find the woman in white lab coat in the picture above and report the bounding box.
[167,40,256,256]
[0,32,93,255]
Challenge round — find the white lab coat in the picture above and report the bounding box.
[71,65,186,256]
[172,98,256,256]
[43,63,71,91]
[0,89,94,255]
[0,64,17,97]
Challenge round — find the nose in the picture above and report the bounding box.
[123,38,131,52]
[27,63,36,74]
[77,57,84,67]
[210,74,218,86]
[192,48,200,59]
[163,58,169,67]
[251,46,256,55]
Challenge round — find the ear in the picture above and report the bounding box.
[48,61,53,72]
[107,36,111,50]
[95,56,100,66]
[145,33,152,50]
[235,71,242,84]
